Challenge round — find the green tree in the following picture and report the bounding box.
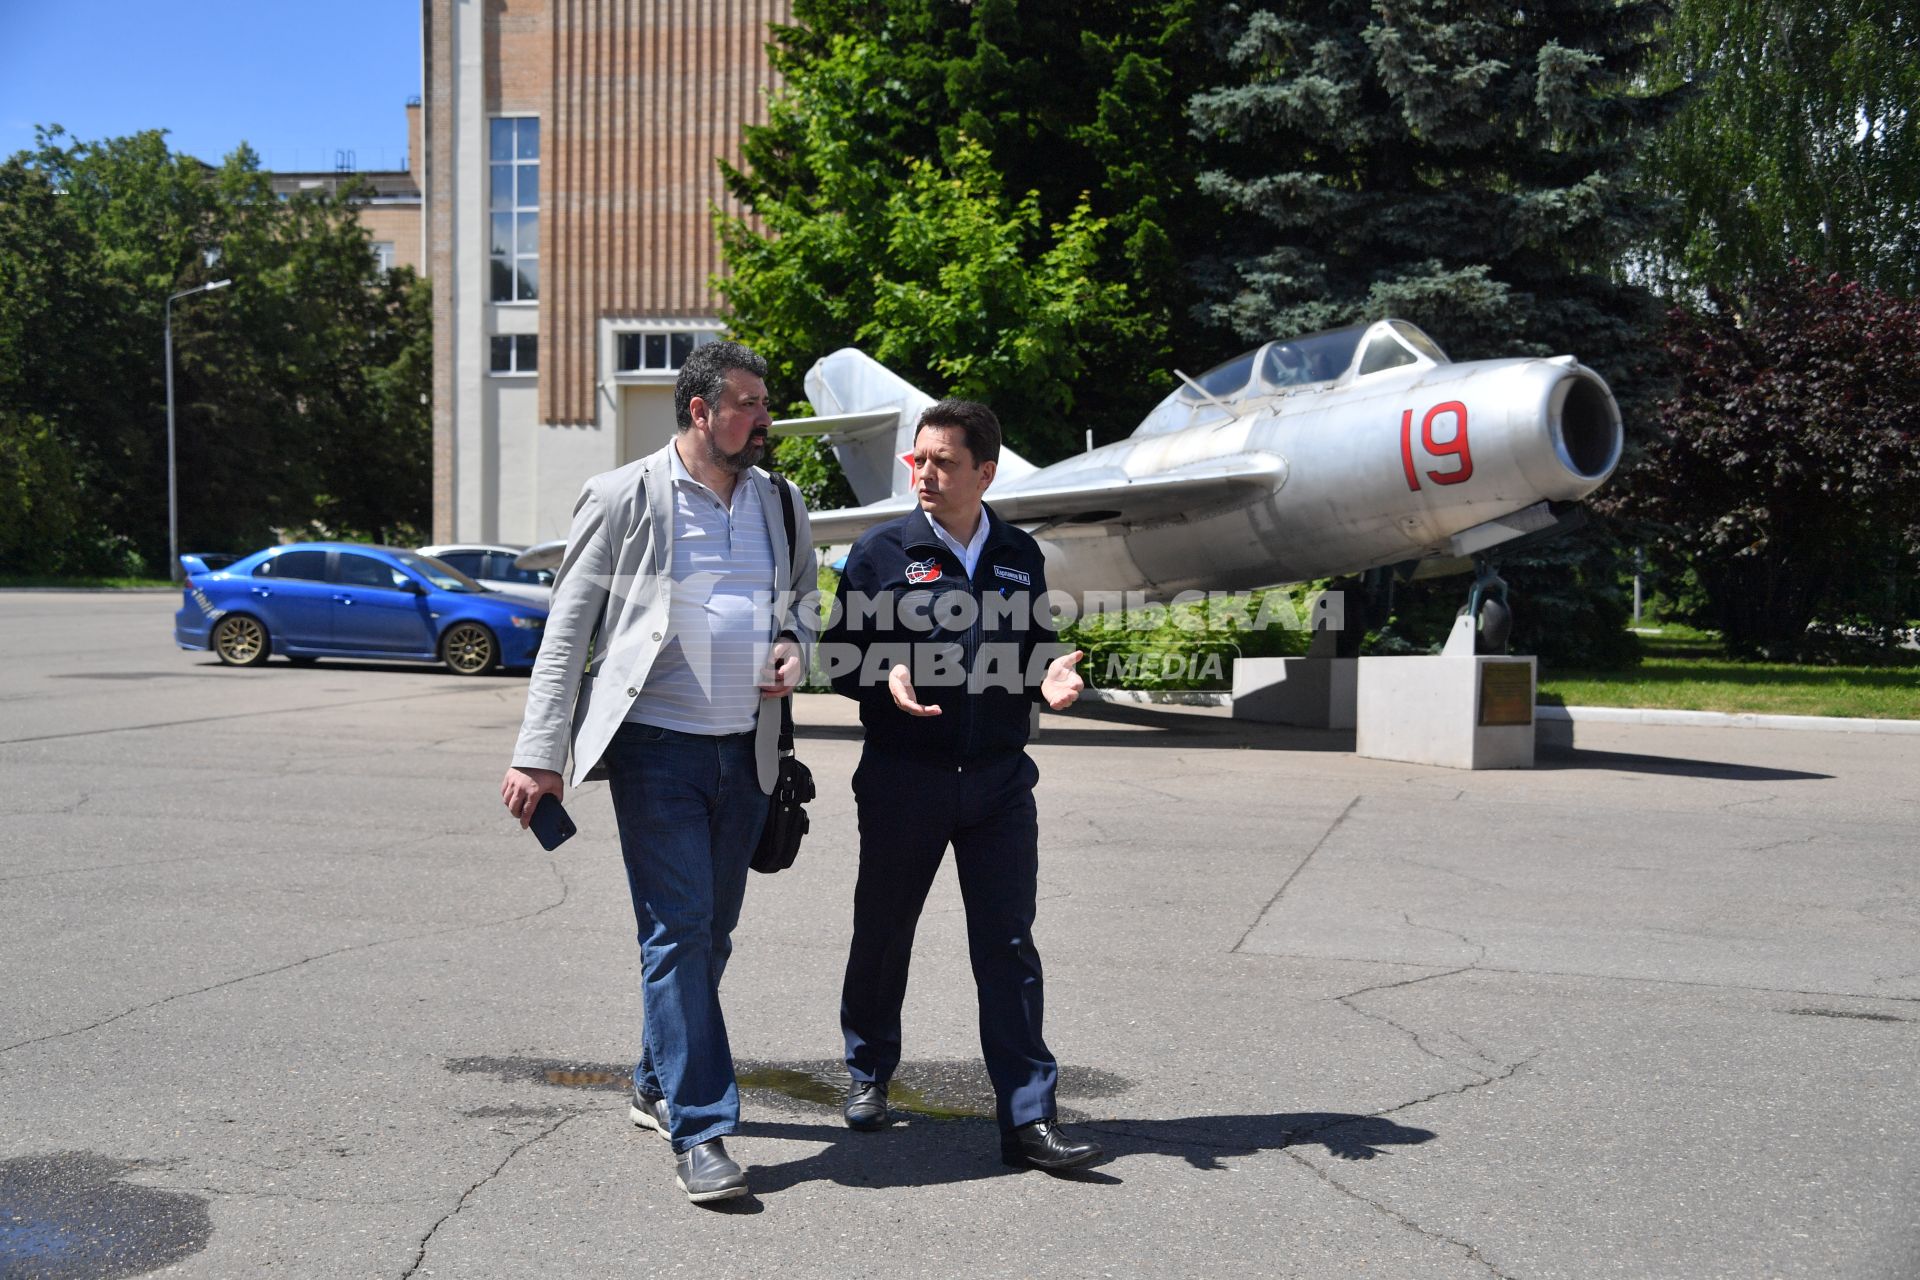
[720,0,1211,461]
[0,128,432,573]
[1611,267,1920,659]
[1640,0,1920,296]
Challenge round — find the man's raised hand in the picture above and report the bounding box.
[1040,649,1085,711]
[888,663,943,717]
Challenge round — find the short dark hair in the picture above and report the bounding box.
[674,340,769,430]
[915,398,1001,465]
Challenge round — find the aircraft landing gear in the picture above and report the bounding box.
[1466,559,1512,655]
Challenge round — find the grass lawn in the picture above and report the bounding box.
[0,576,176,589]
[1539,625,1920,720]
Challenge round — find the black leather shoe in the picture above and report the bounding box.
[1000,1119,1103,1170]
[628,1086,670,1142]
[675,1138,748,1203]
[843,1080,889,1131]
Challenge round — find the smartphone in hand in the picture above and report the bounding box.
[528,793,576,851]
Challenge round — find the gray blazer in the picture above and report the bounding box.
[510,441,819,792]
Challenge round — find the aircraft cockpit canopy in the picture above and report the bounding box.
[1175,321,1449,405]
[1136,319,1450,437]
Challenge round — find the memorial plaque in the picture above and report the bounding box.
[1478,662,1533,726]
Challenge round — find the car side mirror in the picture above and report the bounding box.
[402,580,426,595]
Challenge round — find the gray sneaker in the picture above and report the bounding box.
[629,1086,670,1142]
[675,1138,748,1203]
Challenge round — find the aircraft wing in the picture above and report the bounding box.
[806,453,1288,546]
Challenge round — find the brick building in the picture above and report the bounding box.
[421,0,788,545]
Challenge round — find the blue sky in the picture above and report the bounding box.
[1,0,422,172]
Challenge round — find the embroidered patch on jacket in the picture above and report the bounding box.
[992,564,1031,586]
[905,558,942,585]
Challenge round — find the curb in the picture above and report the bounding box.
[1083,687,1919,734]
[1537,704,1920,735]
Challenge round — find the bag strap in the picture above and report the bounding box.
[771,472,800,756]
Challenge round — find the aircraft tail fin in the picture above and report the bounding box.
[770,348,1035,506]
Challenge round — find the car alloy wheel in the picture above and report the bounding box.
[212,614,270,666]
[442,622,498,675]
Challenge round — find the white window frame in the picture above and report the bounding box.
[488,115,539,306]
[609,325,725,383]
[488,334,539,377]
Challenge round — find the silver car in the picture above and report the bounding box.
[415,543,553,607]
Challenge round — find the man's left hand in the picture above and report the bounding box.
[1040,649,1085,710]
[758,637,804,698]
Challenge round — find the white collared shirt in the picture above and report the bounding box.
[626,444,775,735]
[928,507,990,580]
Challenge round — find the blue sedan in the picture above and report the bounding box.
[175,543,547,675]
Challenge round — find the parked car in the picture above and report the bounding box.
[414,543,553,606]
[175,543,547,675]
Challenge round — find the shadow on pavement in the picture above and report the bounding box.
[796,698,1355,754]
[734,1111,1436,1194]
[1538,748,1831,782]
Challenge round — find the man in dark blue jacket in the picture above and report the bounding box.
[822,398,1102,1171]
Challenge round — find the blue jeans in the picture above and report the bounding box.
[603,720,769,1152]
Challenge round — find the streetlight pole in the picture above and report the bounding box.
[165,278,232,583]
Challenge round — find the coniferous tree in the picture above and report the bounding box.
[1188,0,1676,379]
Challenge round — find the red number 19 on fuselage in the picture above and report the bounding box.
[1401,401,1473,491]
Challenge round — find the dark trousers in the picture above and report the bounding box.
[840,750,1058,1133]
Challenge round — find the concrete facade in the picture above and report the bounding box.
[423,0,788,545]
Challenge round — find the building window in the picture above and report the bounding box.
[615,329,717,374]
[490,335,538,375]
[371,242,395,273]
[489,117,538,303]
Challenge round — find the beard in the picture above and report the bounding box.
[704,429,768,474]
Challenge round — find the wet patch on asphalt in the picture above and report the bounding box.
[0,1151,211,1279]
[446,1055,1133,1125]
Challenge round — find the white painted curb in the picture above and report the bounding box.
[1536,705,1920,735]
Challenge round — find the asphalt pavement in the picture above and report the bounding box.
[2,590,1916,1279]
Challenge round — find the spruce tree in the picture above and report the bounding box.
[1188,0,1677,377]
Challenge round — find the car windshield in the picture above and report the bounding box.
[390,550,485,593]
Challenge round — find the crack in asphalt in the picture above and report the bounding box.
[1231,795,1361,954]
[1284,1146,1517,1279]
[400,1110,586,1279]
[1234,949,1920,1005]
[1282,1050,1541,1280]
[0,855,571,1057]
[1336,962,1487,1078]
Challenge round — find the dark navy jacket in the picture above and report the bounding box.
[826,503,1063,764]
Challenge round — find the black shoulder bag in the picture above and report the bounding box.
[752,475,815,874]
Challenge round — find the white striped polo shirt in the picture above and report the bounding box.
[626,443,777,735]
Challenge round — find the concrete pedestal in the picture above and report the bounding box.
[1355,617,1537,769]
[1232,657,1358,729]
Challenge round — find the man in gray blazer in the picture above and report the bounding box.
[500,340,817,1204]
